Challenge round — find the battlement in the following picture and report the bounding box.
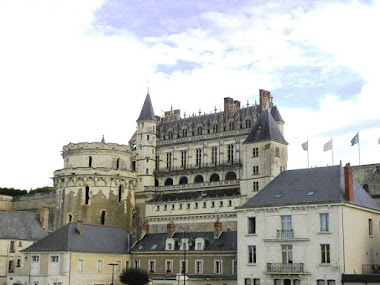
[62,142,130,154]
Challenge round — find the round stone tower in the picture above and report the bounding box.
[53,137,137,232]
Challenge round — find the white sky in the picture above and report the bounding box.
[0,0,379,190]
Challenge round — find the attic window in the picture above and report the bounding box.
[151,244,158,250]
[307,191,315,196]
[274,193,282,198]
[137,244,144,250]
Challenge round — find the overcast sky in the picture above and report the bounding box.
[1,0,379,190]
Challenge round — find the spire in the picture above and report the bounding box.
[270,105,285,123]
[137,93,156,121]
[101,135,105,144]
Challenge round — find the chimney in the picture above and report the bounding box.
[224,97,234,116]
[259,89,271,111]
[344,163,354,202]
[77,220,83,234]
[142,219,150,234]
[214,219,223,239]
[39,206,49,231]
[167,220,175,238]
[234,100,241,110]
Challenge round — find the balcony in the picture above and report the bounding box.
[145,179,239,192]
[266,263,304,274]
[277,230,294,239]
[362,264,380,274]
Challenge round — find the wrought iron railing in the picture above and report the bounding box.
[362,264,380,274]
[145,179,239,191]
[267,263,304,273]
[155,159,242,173]
[277,229,294,239]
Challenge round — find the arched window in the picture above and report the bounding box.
[89,156,92,167]
[165,178,174,186]
[363,184,370,194]
[210,173,220,182]
[179,177,188,185]
[194,175,204,183]
[67,213,73,223]
[155,179,159,187]
[100,210,106,225]
[225,172,236,180]
[118,185,122,202]
[85,186,90,205]
[116,158,121,169]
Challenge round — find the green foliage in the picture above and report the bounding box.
[28,186,55,195]
[119,268,150,285]
[0,186,55,197]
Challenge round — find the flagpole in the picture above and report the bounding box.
[358,131,361,165]
[307,140,309,168]
[331,137,334,165]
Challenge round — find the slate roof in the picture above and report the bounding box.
[342,274,380,282]
[244,109,288,144]
[0,210,47,241]
[131,231,237,252]
[137,93,156,121]
[148,188,240,203]
[23,223,130,254]
[240,165,380,211]
[270,105,284,123]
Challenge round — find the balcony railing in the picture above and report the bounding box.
[145,179,240,192]
[155,159,242,174]
[277,229,294,239]
[267,263,304,273]
[362,264,380,274]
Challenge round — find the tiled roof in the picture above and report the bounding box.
[0,210,47,241]
[244,109,287,144]
[23,223,130,254]
[270,105,284,123]
[240,165,380,211]
[131,231,237,252]
[137,93,156,121]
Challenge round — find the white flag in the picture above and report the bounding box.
[301,141,308,151]
[323,139,332,152]
[378,137,380,145]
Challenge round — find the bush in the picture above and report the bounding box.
[119,268,150,285]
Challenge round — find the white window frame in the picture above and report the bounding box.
[214,260,222,274]
[248,245,256,264]
[195,260,203,274]
[165,260,173,273]
[320,213,329,232]
[77,259,84,273]
[97,259,103,272]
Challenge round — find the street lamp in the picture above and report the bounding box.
[177,227,191,285]
[108,263,118,285]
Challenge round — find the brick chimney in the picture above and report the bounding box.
[167,220,175,238]
[234,100,241,109]
[344,163,354,202]
[224,97,234,116]
[214,219,223,239]
[39,206,49,231]
[142,219,150,234]
[259,89,271,111]
[76,220,83,234]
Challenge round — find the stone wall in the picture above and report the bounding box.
[352,163,380,205]
[0,195,14,211]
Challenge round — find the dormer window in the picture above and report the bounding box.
[195,237,205,250]
[179,238,190,251]
[165,238,175,250]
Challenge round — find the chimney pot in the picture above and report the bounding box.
[344,163,354,202]
[167,221,175,238]
[214,219,223,239]
[39,206,49,231]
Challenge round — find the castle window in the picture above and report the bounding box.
[198,127,202,135]
[179,176,188,185]
[195,202,198,209]
[182,129,187,137]
[100,210,106,225]
[211,201,215,208]
[220,201,223,207]
[147,135,150,140]
[179,204,183,210]
[253,166,259,175]
[229,122,235,130]
[203,202,207,208]
[194,175,204,183]
[165,178,173,186]
[228,200,232,207]
[195,149,202,166]
[253,148,259,157]
[89,156,92,167]
[146,168,148,174]
[155,156,159,169]
[276,147,280,158]
[118,185,122,202]
[181,151,187,167]
[227,144,234,163]
[166,153,172,169]
[168,131,173,139]
[164,205,167,211]
[172,204,175,210]
[225,171,237,180]
[156,205,160,211]
[67,213,73,223]
[85,186,90,205]
[363,184,370,194]
[245,120,251,128]
[116,158,121,169]
[155,179,159,187]
[132,161,136,171]
[210,173,220,182]
[213,125,218,133]
[211,147,218,164]
[187,203,190,209]
[253,182,259,191]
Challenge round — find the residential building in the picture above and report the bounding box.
[237,163,380,285]
[0,210,48,285]
[8,222,131,285]
[131,220,237,285]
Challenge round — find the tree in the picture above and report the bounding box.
[119,268,150,285]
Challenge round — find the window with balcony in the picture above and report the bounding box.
[320,213,329,232]
[248,246,256,264]
[248,217,256,234]
[282,245,293,264]
[280,215,293,238]
[321,244,330,263]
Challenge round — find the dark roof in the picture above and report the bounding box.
[149,188,240,203]
[270,105,284,123]
[23,223,130,254]
[152,275,237,281]
[132,231,237,252]
[240,165,380,211]
[244,109,287,144]
[0,210,47,241]
[137,93,156,121]
[342,274,380,282]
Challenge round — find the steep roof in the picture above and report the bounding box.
[0,210,48,241]
[131,231,237,252]
[240,165,380,211]
[270,105,284,123]
[137,93,156,121]
[23,223,130,254]
[244,109,287,144]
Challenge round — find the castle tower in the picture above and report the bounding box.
[53,138,136,232]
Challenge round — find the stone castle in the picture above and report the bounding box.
[52,89,288,237]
